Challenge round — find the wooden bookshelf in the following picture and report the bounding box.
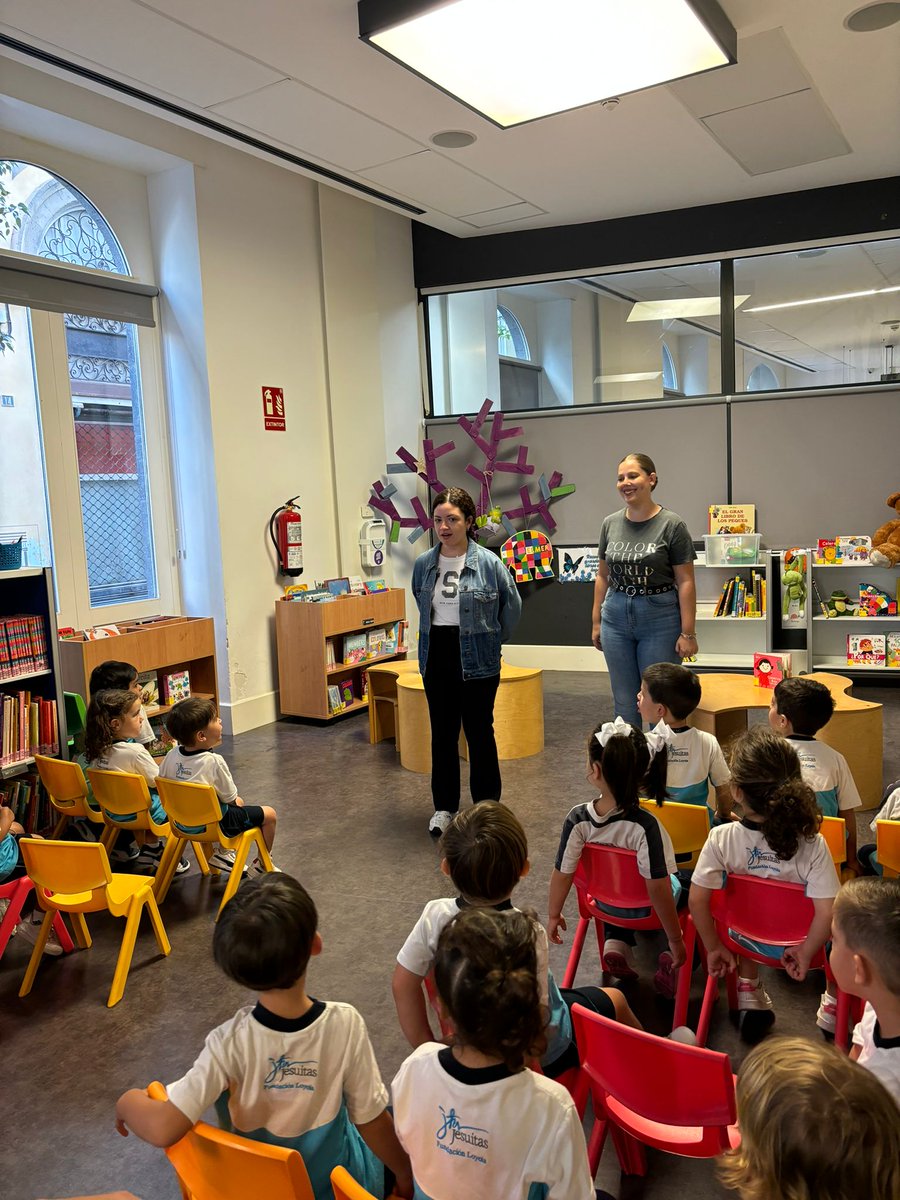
[275,590,406,720]
[58,616,219,721]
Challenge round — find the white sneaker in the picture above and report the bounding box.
[668,1026,698,1045]
[15,916,64,956]
[428,810,454,838]
[737,976,775,1043]
[602,938,638,980]
[246,858,281,878]
[816,992,838,1034]
[208,848,238,872]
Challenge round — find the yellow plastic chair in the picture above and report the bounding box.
[86,767,205,894]
[35,754,106,841]
[639,798,711,871]
[875,819,900,878]
[18,839,171,1007]
[155,777,274,917]
[331,1165,402,1200]
[147,1081,315,1200]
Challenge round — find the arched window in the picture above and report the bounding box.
[497,305,530,359]
[747,362,780,392]
[662,343,678,391]
[0,160,172,622]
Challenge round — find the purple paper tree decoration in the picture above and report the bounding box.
[367,400,575,545]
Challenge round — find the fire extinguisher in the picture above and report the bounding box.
[269,496,303,576]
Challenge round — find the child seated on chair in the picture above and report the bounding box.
[392,802,642,1081]
[858,777,900,876]
[637,662,733,821]
[88,659,168,755]
[115,874,413,1200]
[0,805,62,955]
[548,716,686,998]
[688,726,839,1044]
[826,876,900,1104]
[718,1036,900,1199]
[85,689,190,878]
[768,677,862,874]
[392,906,594,1200]
[159,697,278,876]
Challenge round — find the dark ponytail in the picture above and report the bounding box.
[587,721,666,809]
[729,727,821,860]
[434,907,546,1072]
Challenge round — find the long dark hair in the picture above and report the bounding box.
[84,688,140,763]
[729,727,821,860]
[434,907,546,1072]
[588,721,667,807]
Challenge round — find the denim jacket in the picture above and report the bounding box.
[412,540,522,680]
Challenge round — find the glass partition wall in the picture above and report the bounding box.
[425,235,900,414]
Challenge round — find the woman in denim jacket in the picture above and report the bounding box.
[412,487,522,837]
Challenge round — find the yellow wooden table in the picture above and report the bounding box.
[396,663,544,775]
[688,671,883,806]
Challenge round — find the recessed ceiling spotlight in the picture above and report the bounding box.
[797,248,828,258]
[845,3,900,32]
[430,129,477,148]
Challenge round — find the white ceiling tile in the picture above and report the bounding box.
[360,152,522,218]
[671,28,810,117]
[702,89,851,175]
[211,79,422,172]
[2,0,283,107]
[458,203,545,228]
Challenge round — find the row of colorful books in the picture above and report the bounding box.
[0,615,50,681]
[0,691,59,765]
[848,633,900,667]
[0,773,53,832]
[136,668,191,707]
[713,572,766,618]
[328,621,408,667]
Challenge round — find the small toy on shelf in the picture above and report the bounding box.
[781,548,807,627]
[825,590,860,617]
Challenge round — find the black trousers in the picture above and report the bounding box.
[423,626,501,812]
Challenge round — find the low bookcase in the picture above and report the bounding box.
[275,590,407,720]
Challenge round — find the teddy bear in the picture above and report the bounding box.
[870,492,900,567]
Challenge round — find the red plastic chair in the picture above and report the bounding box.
[570,1005,739,1177]
[692,874,838,1047]
[0,875,75,958]
[561,844,695,1030]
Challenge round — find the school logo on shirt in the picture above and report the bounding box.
[264,1057,318,1091]
[435,1106,489,1164]
[175,762,194,781]
[746,846,780,872]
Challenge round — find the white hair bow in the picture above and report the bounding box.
[595,715,632,748]
[645,719,675,760]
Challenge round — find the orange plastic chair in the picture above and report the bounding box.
[639,799,710,871]
[147,1081,315,1200]
[18,839,171,1007]
[331,1166,402,1200]
[570,1005,739,1177]
[155,777,273,917]
[0,874,74,958]
[86,767,203,893]
[561,843,696,1031]
[691,874,837,1047]
[820,815,854,880]
[34,754,105,841]
[875,818,900,877]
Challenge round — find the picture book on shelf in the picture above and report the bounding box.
[137,670,159,708]
[338,678,355,706]
[753,653,791,689]
[887,633,900,668]
[327,684,344,714]
[847,634,886,667]
[343,632,368,664]
[858,584,898,616]
[707,504,756,534]
[367,626,387,657]
[85,624,121,640]
[837,535,871,563]
[363,579,388,594]
[382,621,399,654]
[815,538,841,565]
[160,669,191,705]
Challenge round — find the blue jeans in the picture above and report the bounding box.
[601,588,682,726]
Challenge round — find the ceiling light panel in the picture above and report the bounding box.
[628,295,750,321]
[358,0,736,128]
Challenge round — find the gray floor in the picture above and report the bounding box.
[3,672,898,1200]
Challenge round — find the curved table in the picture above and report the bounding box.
[688,671,883,806]
[395,663,544,775]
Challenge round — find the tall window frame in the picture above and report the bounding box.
[0,160,178,629]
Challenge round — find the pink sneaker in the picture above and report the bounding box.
[602,938,638,980]
[654,951,679,1000]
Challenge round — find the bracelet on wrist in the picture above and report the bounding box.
[680,632,697,640]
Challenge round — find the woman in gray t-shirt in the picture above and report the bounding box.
[591,453,697,726]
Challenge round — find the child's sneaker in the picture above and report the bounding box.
[110,840,140,863]
[0,897,12,930]
[135,843,190,876]
[246,858,281,878]
[208,848,238,872]
[737,976,775,1043]
[602,938,638,980]
[668,1026,698,1045]
[816,992,838,1035]
[653,950,679,999]
[15,916,63,956]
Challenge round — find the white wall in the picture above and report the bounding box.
[0,59,423,734]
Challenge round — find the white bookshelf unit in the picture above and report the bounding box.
[691,555,772,672]
[805,558,900,677]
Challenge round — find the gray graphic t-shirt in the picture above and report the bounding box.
[598,508,695,592]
